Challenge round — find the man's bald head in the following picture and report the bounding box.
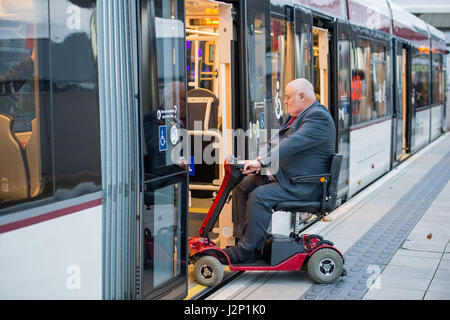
[287,78,315,99]
[284,78,317,117]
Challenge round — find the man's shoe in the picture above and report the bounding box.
[224,246,255,264]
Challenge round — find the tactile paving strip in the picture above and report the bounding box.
[299,151,450,300]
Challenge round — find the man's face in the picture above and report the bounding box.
[284,85,303,117]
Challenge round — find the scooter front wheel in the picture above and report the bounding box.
[307,248,343,284]
[194,255,224,287]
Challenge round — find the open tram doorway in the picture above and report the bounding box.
[185,0,234,248]
[313,27,329,108]
[311,15,338,126]
[311,16,346,200]
[393,42,411,164]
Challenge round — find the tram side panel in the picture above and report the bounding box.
[0,1,102,299]
[0,203,102,299]
[349,120,392,197]
[413,108,431,152]
[430,105,443,141]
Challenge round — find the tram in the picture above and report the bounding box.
[0,0,446,299]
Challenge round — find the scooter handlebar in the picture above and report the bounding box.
[229,162,245,170]
[226,155,245,170]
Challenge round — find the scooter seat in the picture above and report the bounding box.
[274,200,321,213]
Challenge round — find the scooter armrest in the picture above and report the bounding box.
[290,174,330,184]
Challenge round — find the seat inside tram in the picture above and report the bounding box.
[185,0,233,240]
[0,44,43,205]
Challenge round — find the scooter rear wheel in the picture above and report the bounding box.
[194,255,224,287]
[307,248,343,284]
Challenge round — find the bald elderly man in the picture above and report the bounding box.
[225,78,336,264]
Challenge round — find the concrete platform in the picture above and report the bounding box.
[204,133,450,300]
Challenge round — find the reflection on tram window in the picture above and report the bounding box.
[295,21,312,82]
[248,15,266,106]
[411,48,430,108]
[337,37,350,126]
[246,10,268,158]
[371,43,387,119]
[352,39,372,124]
[438,54,445,103]
[270,17,295,128]
[0,0,100,211]
[439,55,445,103]
[431,53,444,104]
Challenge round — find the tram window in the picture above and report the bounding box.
[271,17,295,128]
[294,21,312,82]
[0,0,100,211]
[371,44,387,118]
[143,0,186,178]
[337,37,350,126]
[248,14,267,108]
[245,7,269,158]
[431,54,443,105]
[411,48,430,108]
[352,39,372,124]
[439,55,445,103]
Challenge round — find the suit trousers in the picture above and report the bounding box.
[231,174,301,252]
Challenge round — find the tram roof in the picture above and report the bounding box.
[347,0,391,34]
[427,23,447,53]
[388,0,430,48]
[291,0,446,52]
[294,0,347,19]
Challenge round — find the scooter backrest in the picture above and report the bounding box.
[325,153,343,212]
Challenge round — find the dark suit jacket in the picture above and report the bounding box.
[260,100,336,201]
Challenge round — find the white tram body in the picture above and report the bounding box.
[0,0,446,299]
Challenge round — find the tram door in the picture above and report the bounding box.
[336,21,352,200]
[139,0,189,300]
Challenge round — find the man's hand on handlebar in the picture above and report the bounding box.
[242,159,261,176]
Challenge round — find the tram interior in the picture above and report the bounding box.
[313,27,329,108]
[185,0,233,245]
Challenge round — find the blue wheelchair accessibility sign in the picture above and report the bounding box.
[189,156,195,176]
[260,112,265,129]
[159,125,167,151]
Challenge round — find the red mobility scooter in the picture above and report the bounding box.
[188,155,346,287]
